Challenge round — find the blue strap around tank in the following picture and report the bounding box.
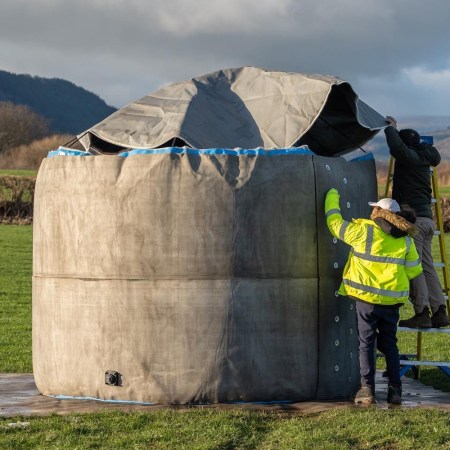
[47,148,94,157]
[120,147,315,156]
[48,146,374,162]
[48,146,316,158]
[50,394,157,405]
[51,394,294,405]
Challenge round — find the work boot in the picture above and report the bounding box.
[387,384,402,404]
[354,385,375,405]
[398,307,432,328]
[431,305,450,328]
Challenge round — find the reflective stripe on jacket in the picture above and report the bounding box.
[325,189,423,306]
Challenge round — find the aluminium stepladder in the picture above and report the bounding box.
[384,135,450,378]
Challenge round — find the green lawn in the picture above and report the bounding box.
[392,233,450,391]
[0,225,32,372]
[379,184,450,200]
[1,225,450,449]
[438,185,450,198]
[1,408,450,449]
[0,169,37,177]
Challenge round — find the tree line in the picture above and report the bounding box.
[0,102,73,170]
[0,102,49,154]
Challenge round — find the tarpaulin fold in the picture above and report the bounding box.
[78,67,385,156]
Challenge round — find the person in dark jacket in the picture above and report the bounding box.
[384,116,449,328]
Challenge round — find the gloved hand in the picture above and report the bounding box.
[385,115,397,128]
[327,188,339,197]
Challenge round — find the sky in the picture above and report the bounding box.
[1,0,450,118]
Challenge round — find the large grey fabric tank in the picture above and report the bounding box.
[32,149,377,403]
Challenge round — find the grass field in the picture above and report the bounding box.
[1,225,450,449]
[438,185,450,198]
[379,233,450,392]
[0,169,37,177]
[0,225,32,372]
[379,184,450,200]
[1,408,450,449]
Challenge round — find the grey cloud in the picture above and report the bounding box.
[1,0,450,114]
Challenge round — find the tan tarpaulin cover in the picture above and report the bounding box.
[79,66,385,155]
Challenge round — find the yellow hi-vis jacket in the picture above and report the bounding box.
[325,189,423,306]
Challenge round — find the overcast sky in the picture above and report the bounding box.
[1,0,450,118]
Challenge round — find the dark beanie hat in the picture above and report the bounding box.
[399,128,421,147]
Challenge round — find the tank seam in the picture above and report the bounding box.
[312,155,321,399]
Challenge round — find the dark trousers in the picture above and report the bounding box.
[355,300,401,387]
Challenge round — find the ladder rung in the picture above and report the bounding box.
[434,262,445,268]
[434,230,441,235]
[399,360,450,367]
[397,326,450,333]
[431,198,437,203]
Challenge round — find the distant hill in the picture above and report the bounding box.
[0,70,116,134]
[1,70,449,159]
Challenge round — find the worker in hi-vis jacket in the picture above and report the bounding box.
[325,188,423,405]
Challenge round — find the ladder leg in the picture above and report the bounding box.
[416,332,422,379]
[431,167,450,310]
[390,140,450,380]
[384,157,394,198]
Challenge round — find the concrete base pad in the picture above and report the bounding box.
[1,372,449,417]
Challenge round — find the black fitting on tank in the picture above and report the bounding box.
[105,370,122,386]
